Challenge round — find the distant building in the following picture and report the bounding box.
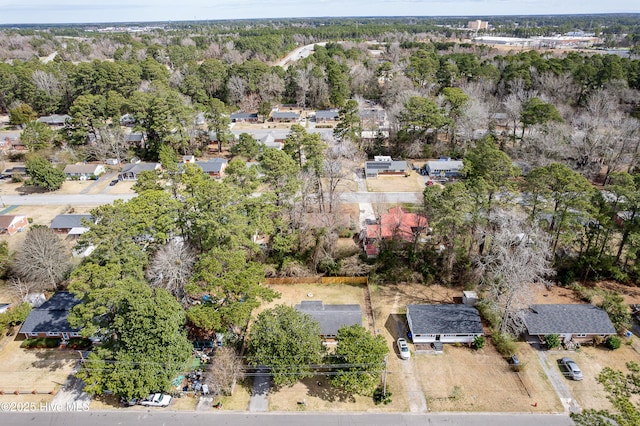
[37,114,70,127]
[50,214,94,235]
[230,112,259,123]
[271,111,300,123]
[467,20,489,30]
[425,159,464,178]
[0,215,28,236]
[195,158,227,178]
[63,164,105,180]
[118,162,161,180]
[315,109,339,123]
[365,156,408,178]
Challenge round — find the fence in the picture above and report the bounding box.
[264,276,368,285]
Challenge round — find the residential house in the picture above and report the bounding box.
[363,206,428,257]
[230,112,259,123]
[19,292,82,343]
[118,162,161,180]
[182,155,196,163]
[125,132,145,148]
[364,156,408,178]
[524,304,617,344]
[0,130,21,151]
[295,300,362,341]
[407,304,484,351]
[120,114,136,126]
[360,108,388,129]
[63,164,105,180]
[195,158,227,178]
[2,165,27,179]
[258,133,284,150]
[271,111,300,123]
[425,158,464,178]
[37,114,70,127]
[315,109,339,123]
[50,214,94,236]
[0,215,28,236]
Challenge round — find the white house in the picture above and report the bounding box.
[407,304,483,346]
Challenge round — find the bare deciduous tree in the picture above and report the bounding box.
[7,277,36,301]
[204,347,244,398]
[13,227,70,290]
[147,240,196,303]
[475,211,553,336]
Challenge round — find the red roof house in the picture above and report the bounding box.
[364,207,428,257]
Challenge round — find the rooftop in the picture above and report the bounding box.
[295,301,362,337]
[19,292,81,335]
[50,214,93,230]
[524,304,617,335]
[407,304,483,335]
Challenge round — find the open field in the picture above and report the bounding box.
[0,337,77,400]
[366,173,425,193]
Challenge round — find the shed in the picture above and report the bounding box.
[462,291,479,306]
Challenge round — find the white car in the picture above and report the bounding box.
[397,338,410,360]
[139,393,172,407]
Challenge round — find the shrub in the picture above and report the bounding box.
[472,335,485,350]
[544,334,561,349]
[593,335,604,346]
[606,336,621,350]
[493,333,517,357]
[20,338,60,348]
[373,386,392,405]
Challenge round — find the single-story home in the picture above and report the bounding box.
[37,114,70,127]
[230,112,259,123]
[0,215,28,236]
[360,108,387,128]
[119,162,161,180]
[50,214,94,235]
[195,158,227,178]
[364,206,428,258]
[425,159,464,178]
[407,304,483,348]
[271,111,300,123]
[365,156,408,178]
[19,292,82,342]
[1,166,26,179]
[524,304,617,344]
[295,300,362,340]
[63,164,105,180]
[125,132,145,148]
[315,109,339,122]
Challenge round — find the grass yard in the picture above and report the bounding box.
[0,338,77,399]
[258,283,368,314]
[366,173,425,193]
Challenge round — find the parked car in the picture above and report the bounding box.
[109,179,119,186]
[120,397,138,407]
[139,393,172,407]
[397,337,410,360]
[560,357,583,381]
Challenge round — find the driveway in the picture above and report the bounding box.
[249,367,270,412]
[536,350,581,413]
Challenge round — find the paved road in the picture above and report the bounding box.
[0,412,575,426]
[274,42,326,69]
[0,191,422,207]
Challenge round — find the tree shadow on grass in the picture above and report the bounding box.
[30,348,79,372]
[301,376,355,403]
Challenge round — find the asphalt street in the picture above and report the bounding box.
[0,412,575,426]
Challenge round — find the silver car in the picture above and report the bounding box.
[397,338,410,360]
[560,357,583,381]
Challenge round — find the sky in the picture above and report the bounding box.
[0,0,639,25]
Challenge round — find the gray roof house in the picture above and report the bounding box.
[63,164,105,180]
[407,304,484,347]
[230,112,258,122]
[37,114,71,126]
[19,292,82,340]
[365,157,408,178]
[119,162,161,180]
[295,301,362,340]
[524,304,617,343]
[315,109,339,122]
[272,111,300,122]
[195,158,227,177]
[50,214,94,235]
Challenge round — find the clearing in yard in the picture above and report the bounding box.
[366,173,425,193]
[0,337,78,402]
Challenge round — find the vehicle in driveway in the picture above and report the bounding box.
[559,357,583,381]
[397,337,410,360]
[139,393,172,407]
[109,179,119,186]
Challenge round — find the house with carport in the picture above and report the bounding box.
[406,304,484,352]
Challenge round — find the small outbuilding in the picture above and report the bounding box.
[295,300,362,340]
[407,304,483,347]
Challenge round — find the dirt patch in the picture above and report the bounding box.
[534,281,640,305]
[366,173,424,193]
[258,283,368,314]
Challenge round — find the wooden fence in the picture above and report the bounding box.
[264,276,368,285]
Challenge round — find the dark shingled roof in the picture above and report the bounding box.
[315,110,339,120]
[50,214,93,230]
[407,304,483,335]
[272,111,300,119]
[196,158,227,173]
[19,292,81,334]
[524,304,616,335]
[295,301,362,337]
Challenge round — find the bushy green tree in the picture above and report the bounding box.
[331,325,388,396]
[25,155,66,190]
[248,305,324,387]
